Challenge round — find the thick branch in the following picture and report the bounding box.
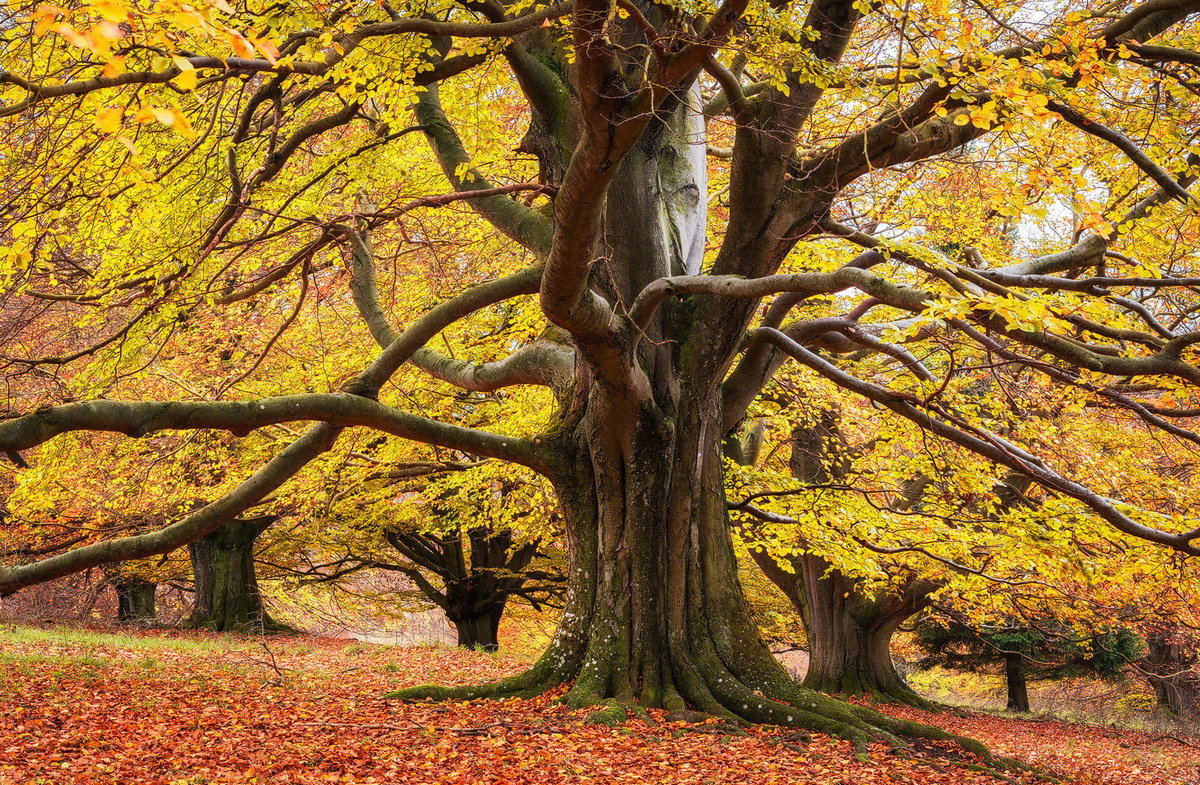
[414,84,554,255]
[1047,101,1196,203]
[0,395,544,470]
[0,423,341,595]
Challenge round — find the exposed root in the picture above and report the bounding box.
[387,663,565,702]
[583,699,628,726]
[386,660,1021,777]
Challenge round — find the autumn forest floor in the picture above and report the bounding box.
[1,626,1197,785]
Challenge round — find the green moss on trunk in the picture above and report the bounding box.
[188,518,281,632]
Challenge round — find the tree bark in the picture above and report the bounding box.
[188,517,277,632]
[448,600,505,651]
[1146,635,1197,717]
[385,527,541,653]
[1005,652,1030,713]
[115,578,157,624]
[749,547,935,707]
[394,394,978,750]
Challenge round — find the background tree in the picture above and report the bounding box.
[275,456,567,650]
[731,409,940,706]
[1143,625,1200,717]
[188,516,281,631]
[914,614,1143,713]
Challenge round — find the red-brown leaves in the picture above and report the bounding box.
[1,628,1196,785]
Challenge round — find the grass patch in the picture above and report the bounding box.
[1,624,227,652]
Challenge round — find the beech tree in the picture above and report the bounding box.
[188,516,281,631]
[1,0,1200,745]
[288,512,564,651]
[733,411,939,706]
[914,616,1142,713]
[1144,627,1200,716]
[106,565,159,624]
[733,403,1050,707]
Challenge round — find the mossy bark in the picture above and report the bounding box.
[394,398,984,753]
[188,518,279,632]
[751,547,935,708]
[1145,636,1196,717]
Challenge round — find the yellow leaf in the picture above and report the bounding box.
[251,36,280,63]
[89,0,130,23]
[173,69,197,91]
[953,113,970,126]
[34,4,68,37]
[172,57,197,90]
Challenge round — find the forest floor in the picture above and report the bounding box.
[1,625,1197,785]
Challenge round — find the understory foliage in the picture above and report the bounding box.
[0,0,1199,748]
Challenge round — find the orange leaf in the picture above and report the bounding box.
[94,106,123,134]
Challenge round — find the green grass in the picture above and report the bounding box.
[0,624,227,652]
[906,664,1197,735]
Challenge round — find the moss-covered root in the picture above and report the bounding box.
[850,704,1034,775]
[872,686,939,712]
[386,666,564,702]
[845,687,940,712]
[803,674,940,712]
[582,699,629,726]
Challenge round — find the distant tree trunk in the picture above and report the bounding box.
[1146,635,1197,717]
[751,547,935,706]
[188,517,277,632]
[1005,652,1030,713]
[447,593,506,651]
[115,578,157,623]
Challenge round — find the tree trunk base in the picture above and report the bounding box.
[389,657,992,759]
[115,579,158,625]
[802,673,938,711]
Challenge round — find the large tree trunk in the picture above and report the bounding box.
[447,597,505,651]
[1004,652,1030,713]
[804,558,932,705]
[396,396,977,749]
[748,547,934,706]
[188,517,277,632]
[115,578,157,624]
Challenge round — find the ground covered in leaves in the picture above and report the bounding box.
[1,626,1196,785]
